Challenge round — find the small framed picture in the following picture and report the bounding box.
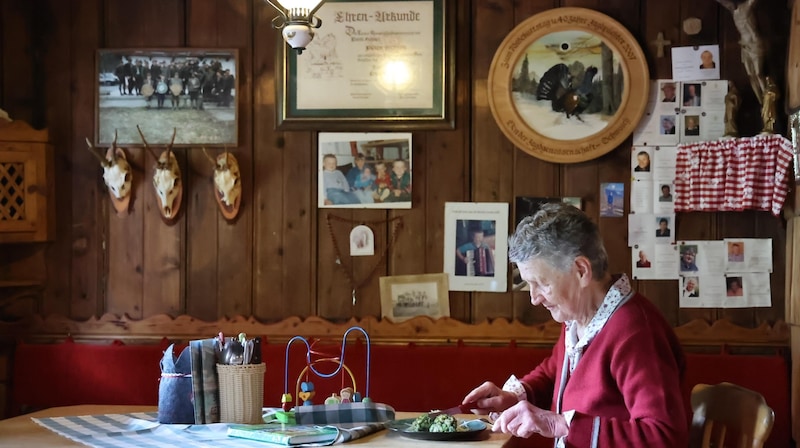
[349,225,374,256]
[443,202,509,292]
[600,183,625,217]
[379,273,450,322]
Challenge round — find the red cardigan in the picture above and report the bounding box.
[520,293,688,447]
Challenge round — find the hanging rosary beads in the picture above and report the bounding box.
[325,214,403,305]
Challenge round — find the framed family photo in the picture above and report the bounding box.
[443,202,509,292]
[276,0,455,130]
[486,7,649,163]
[96,48,238,146]
[318,132,412,209]
[379,273,450,322]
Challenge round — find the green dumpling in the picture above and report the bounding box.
[429,414,458,432]
[408,413,433,432]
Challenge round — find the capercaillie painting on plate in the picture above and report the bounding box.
[488,8,649,164]
[513,30,622,141]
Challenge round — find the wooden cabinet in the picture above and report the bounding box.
[0,120,54,243]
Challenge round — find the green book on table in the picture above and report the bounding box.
[226,423,339,445]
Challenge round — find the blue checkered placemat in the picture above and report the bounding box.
[33,411,389,447]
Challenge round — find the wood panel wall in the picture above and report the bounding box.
[0,0,792,339]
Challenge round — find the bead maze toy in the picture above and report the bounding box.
[278,326,372,423]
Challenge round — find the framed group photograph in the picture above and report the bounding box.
[318,132,412,209]
[276,0,454,130]
[443,202,509,292]
[96,48,238,146]
[379,273,450,322]
[486,7,649,163]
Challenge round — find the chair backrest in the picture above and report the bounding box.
[690,382,775,448]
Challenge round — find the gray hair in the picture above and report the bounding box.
[508,202,608,279]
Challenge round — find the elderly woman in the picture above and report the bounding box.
[462,202,687,447]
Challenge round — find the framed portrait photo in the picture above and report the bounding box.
[379,273,450,322]
[443,202,509,292]
[318,132,412,209]
[96,48,238,146]
[486,7,650,163]
[276,0,455,130]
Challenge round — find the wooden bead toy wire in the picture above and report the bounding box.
[283,326,371,403]
[294,358,357,406]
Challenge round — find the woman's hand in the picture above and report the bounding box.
[462,381,519,414]
[491,401,569,439]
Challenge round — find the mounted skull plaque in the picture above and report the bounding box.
[137,125,182,221]
[202,147,242,220]
[86,130,132,214]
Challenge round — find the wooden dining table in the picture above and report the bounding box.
[0,405,523,447]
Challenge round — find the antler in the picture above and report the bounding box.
[202,147,218,167]
[109,130,119,163]
[85,137,111,167]
[136,125,161,162]
[166,127,177,157]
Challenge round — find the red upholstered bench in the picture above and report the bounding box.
[11,338,168,414]
[10,339,791,447]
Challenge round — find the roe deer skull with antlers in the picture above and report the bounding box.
[86,130,132,214]
[138,125,182,220]
[202,147,242,220]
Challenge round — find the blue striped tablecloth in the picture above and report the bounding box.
[33,412,388,447]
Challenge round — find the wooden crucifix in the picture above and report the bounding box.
[717,0,767,102]
[650,32,672,58]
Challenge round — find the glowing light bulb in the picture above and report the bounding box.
[379,60,412,91]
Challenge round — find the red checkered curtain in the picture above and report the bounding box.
[674,135,794,217]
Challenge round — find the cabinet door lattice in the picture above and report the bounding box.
[0,120,53,243]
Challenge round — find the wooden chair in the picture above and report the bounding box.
[690,382,775,448]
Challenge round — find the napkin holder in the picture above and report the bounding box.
[189,338,221,423]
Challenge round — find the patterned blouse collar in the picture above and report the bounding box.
[564,273,633,373]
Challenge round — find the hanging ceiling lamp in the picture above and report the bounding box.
[262,0,326,54]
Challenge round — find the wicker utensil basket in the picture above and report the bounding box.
[217,363,266,424]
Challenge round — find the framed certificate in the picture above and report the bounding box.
[276,0,454,130]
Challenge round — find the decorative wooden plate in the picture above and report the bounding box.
[487,7,650,163]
